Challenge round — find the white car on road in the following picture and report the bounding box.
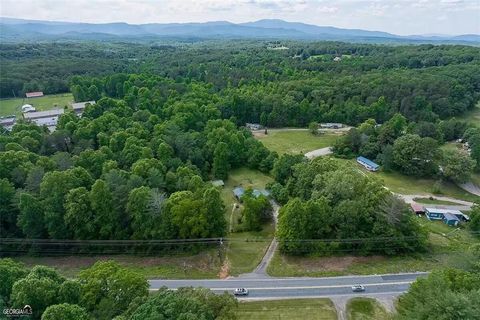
[233,288,249,296]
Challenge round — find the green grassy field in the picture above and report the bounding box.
[220,167,274,232]
[374,170,480,203]
[226,224,274,276]
[255,130,341,155]
[335,158,480,203]
[236,299,337,320]
[346,298,390,320]
[14,252,222,279]
[458,102,480,128]
[0,93,74,116]
[267,219,479,277]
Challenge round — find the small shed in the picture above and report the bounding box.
[211,180,225,187]
[410,203,424,214]
[442,212,460,226]
[233,187,245,200]
[356,156,380,172]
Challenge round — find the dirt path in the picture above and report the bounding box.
[396,194,474,211]
[239,201,280,278]
[459,181,480,196]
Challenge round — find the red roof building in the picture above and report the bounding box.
[25,91,44,98]
[410,203,425,214]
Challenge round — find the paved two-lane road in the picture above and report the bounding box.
[149,272,427,300]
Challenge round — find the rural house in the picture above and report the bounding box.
[356,156,380,171]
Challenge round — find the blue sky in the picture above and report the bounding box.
[1,0,479,35]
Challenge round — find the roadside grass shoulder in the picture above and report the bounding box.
[255,130,340,155]
[346,298,391,320]
[236,298,337,320]
[0,93,74,116]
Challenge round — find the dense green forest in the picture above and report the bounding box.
[1,41,480,254]
[1,41,479,126]
[0,75,276,250]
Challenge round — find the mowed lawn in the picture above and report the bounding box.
[236,299,337,320]
[346,298,390,320]
[255,130,341,154]
[0,93,74,116]
[267,218,479,277]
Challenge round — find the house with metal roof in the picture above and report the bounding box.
[233,187,245,200]
[71,101,95,116]
[424,207,462,220]
[442,212,460,226]
[23,108,64,131]
[356,156,380,171]
[25,91,44,98]
[410,203,424,214]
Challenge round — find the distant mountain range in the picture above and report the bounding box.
[1,17,479,44]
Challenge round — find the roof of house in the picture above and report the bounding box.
[357,156,379,169]
[25,91,44,98]
[424,207,463,215]
[410,203,424,212]
[211,180,224,187]
[252,189,262,197]
[233,187,245,197]
[23,109,64,119]
[442,212,460,221]
[71,101,95,110]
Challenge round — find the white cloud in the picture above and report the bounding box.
[317,6,339,13]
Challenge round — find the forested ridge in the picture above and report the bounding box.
[1,41,479,126]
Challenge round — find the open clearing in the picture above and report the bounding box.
[334,157,480,203]
[346,298,390,320]
[14,251,222,279]
[458,102,480,128]
[236,298,337,320]
[267,219,479,277]
[0,93,74,116]
[219,167,275,276]
[255,130,341,155]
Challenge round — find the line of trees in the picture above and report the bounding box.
[0,75,276,250]
[270,157,427,255]
[0,259,237,320]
